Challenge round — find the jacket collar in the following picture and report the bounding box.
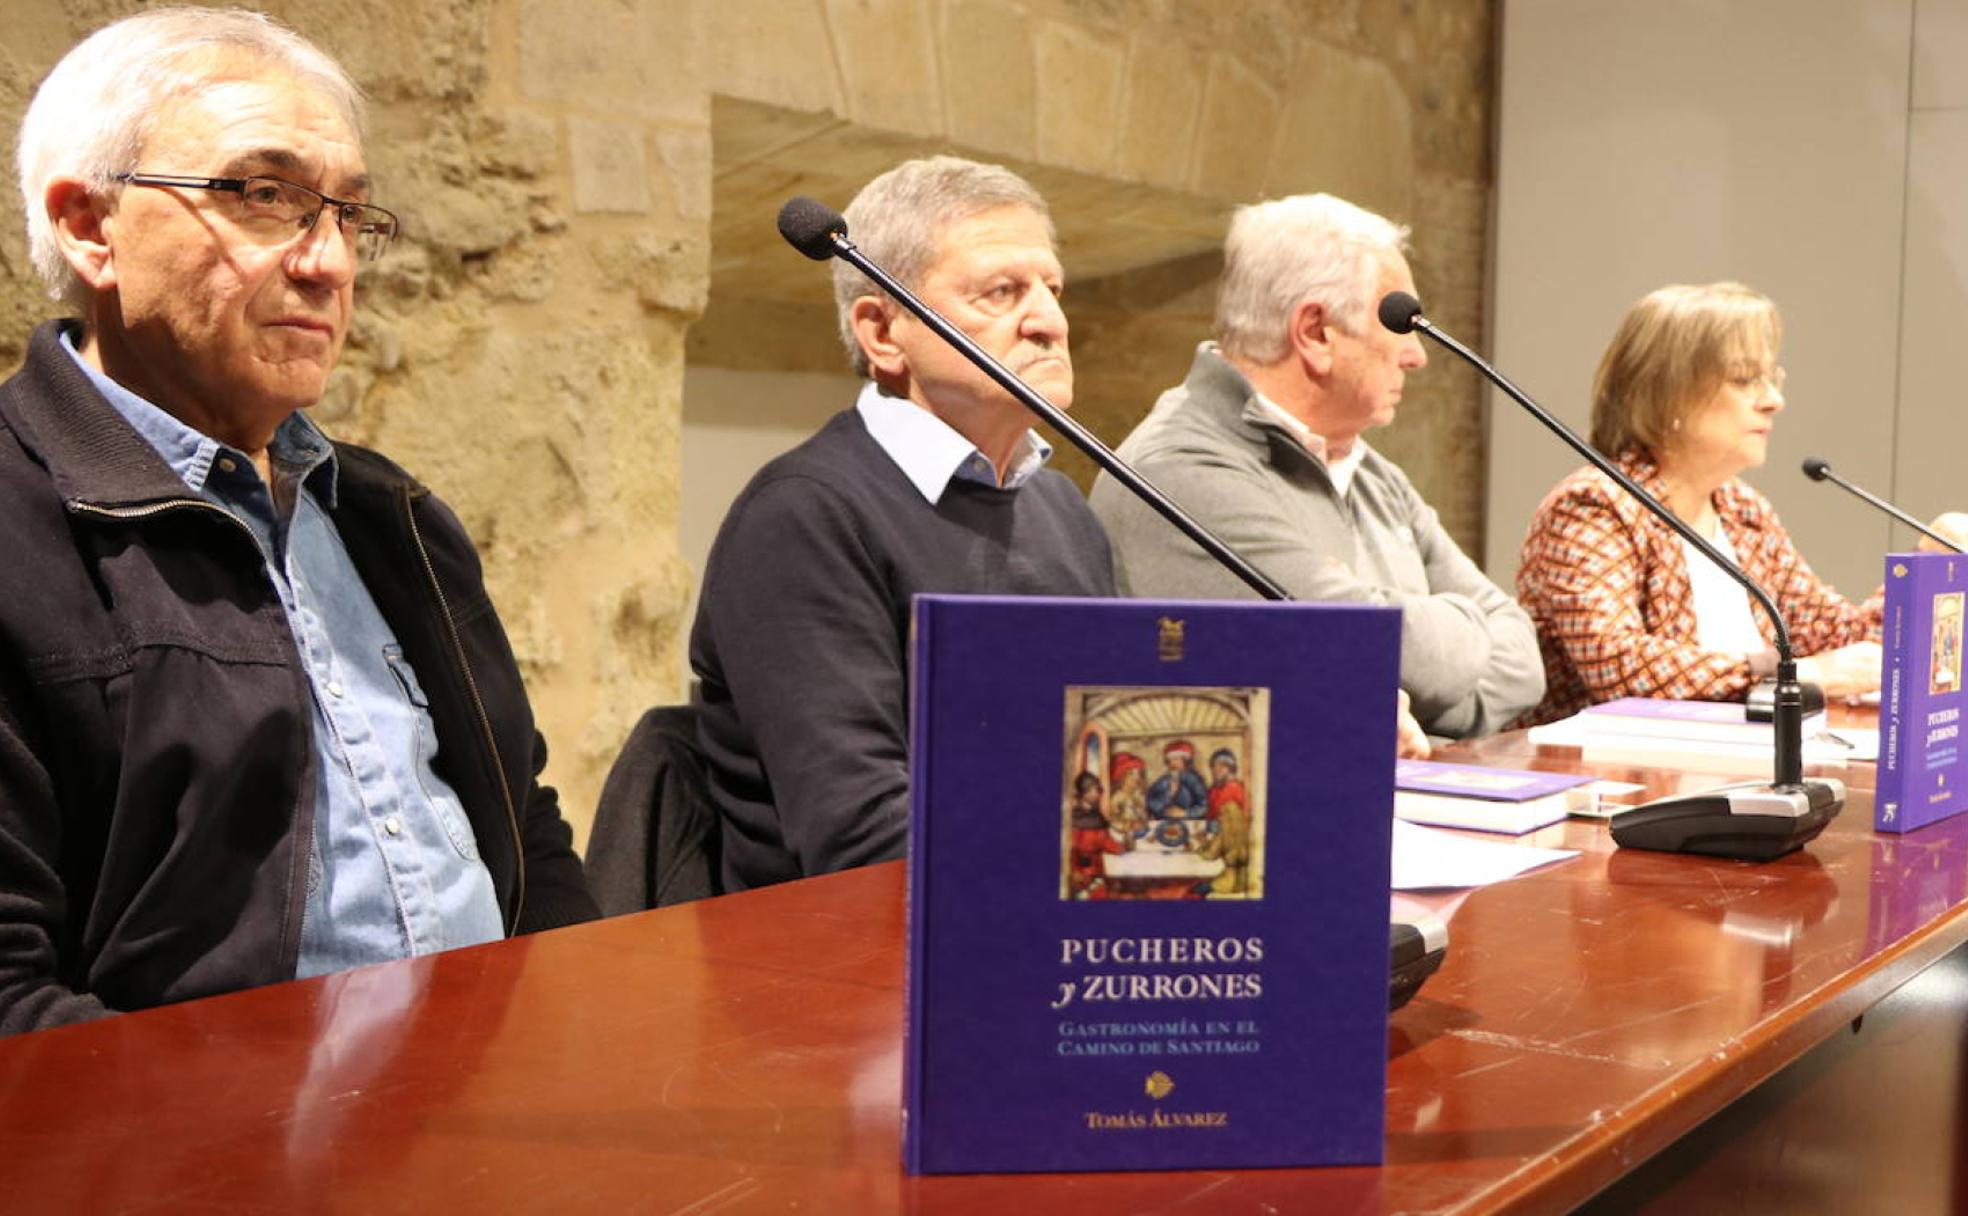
[1,321,196,510]
[1180,344,1275,439]
[3,320,414,510]
[1181,343,1351,482]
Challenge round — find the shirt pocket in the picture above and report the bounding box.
[382,645,480,861]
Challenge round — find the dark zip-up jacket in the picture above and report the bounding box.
[0,322,598,1036]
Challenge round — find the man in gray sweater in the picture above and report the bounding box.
[1090,194,1542,739]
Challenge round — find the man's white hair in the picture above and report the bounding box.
[1213,193,1410,364]
[16,6,363,308]
[832,155,1053,378]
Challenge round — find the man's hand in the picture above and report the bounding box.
[1797,641,1884,699]
[1919,512,1968,554]
[1396,690,1431,760]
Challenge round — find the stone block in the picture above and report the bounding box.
[1189,52,1280,202]
[1035,20,1124,174]
[656,128,712,222]
[941,0,1037,159]
[1117,31,1203,190]
[570,117,653,214]
[518,0,706,123]
[606,231,711,319]
[470,108,560,180]
[1411,1,1493,180]
[369,114,534,261]
[274,0,489,102]
[478,240,562,304]
[697,0,845,115]
[824,0,944,137]
[1266,40,1413,221]
[449,184,534,254]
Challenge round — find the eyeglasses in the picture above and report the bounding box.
[1725,364,1787,393]
[115,172,400,262]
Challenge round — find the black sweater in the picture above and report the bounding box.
[690,407,1114,891]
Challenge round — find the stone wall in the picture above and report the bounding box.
[1,0,1496,849]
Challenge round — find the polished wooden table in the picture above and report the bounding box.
[5,731,1967,1213]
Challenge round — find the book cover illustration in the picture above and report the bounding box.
[1932,592,1961,695]
[1062,687,1268,902]
[906,595,1400,1175]
[1877,554,1968,833]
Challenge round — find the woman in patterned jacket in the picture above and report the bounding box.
[1514,282,1965,725]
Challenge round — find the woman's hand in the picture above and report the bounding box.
[1796,641,1884,698]
[1396,690,1431,760]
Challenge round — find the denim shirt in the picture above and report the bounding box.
[58,327,504,977]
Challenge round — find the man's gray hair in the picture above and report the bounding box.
[16,6,363,308]
[833,155,1053,377]
[1214,193,1410,364]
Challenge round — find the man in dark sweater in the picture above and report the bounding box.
[691,156,1114,891]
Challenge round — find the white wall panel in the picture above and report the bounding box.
[1488,0,1913,598]
[1896,106,1968,548]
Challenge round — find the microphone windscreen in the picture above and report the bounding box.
[1378,291,1423,334]
[1801,457,1831,481]
[778,196,848,260]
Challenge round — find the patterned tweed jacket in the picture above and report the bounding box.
[1514,450,1881,725]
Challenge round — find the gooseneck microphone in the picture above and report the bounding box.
[776,196,1289,603]
[1801,458,1962,554]
[776,196,846,261]
[1379,291,1842,861]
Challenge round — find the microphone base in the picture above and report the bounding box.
[1611,778,1846,862]
[1390,915,1449,1011]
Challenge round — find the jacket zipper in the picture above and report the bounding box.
[400,491,527,934]
[66,495,316,969]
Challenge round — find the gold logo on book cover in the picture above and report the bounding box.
[1158,617,1185,662]
[1893,563,1909,578]
[1144,1071,1175,1100]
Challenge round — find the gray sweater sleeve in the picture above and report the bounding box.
[1370,472,1544,737]
[1094,439,1542,738]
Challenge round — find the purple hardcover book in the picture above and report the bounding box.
[1876,553,1968,833]
[904,595,1401,1174]
[1587,697,1750,725]
[1394,760,1592,801]
[1581,697,1825,744]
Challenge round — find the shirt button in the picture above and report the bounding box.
[326,680,345,698]
[217,456,237,474]
[384,817,402,837]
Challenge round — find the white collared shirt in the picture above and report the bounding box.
[1250,390,1367,498]
[854,381,1053,503]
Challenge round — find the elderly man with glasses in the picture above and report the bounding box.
[0,7,596,1036]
